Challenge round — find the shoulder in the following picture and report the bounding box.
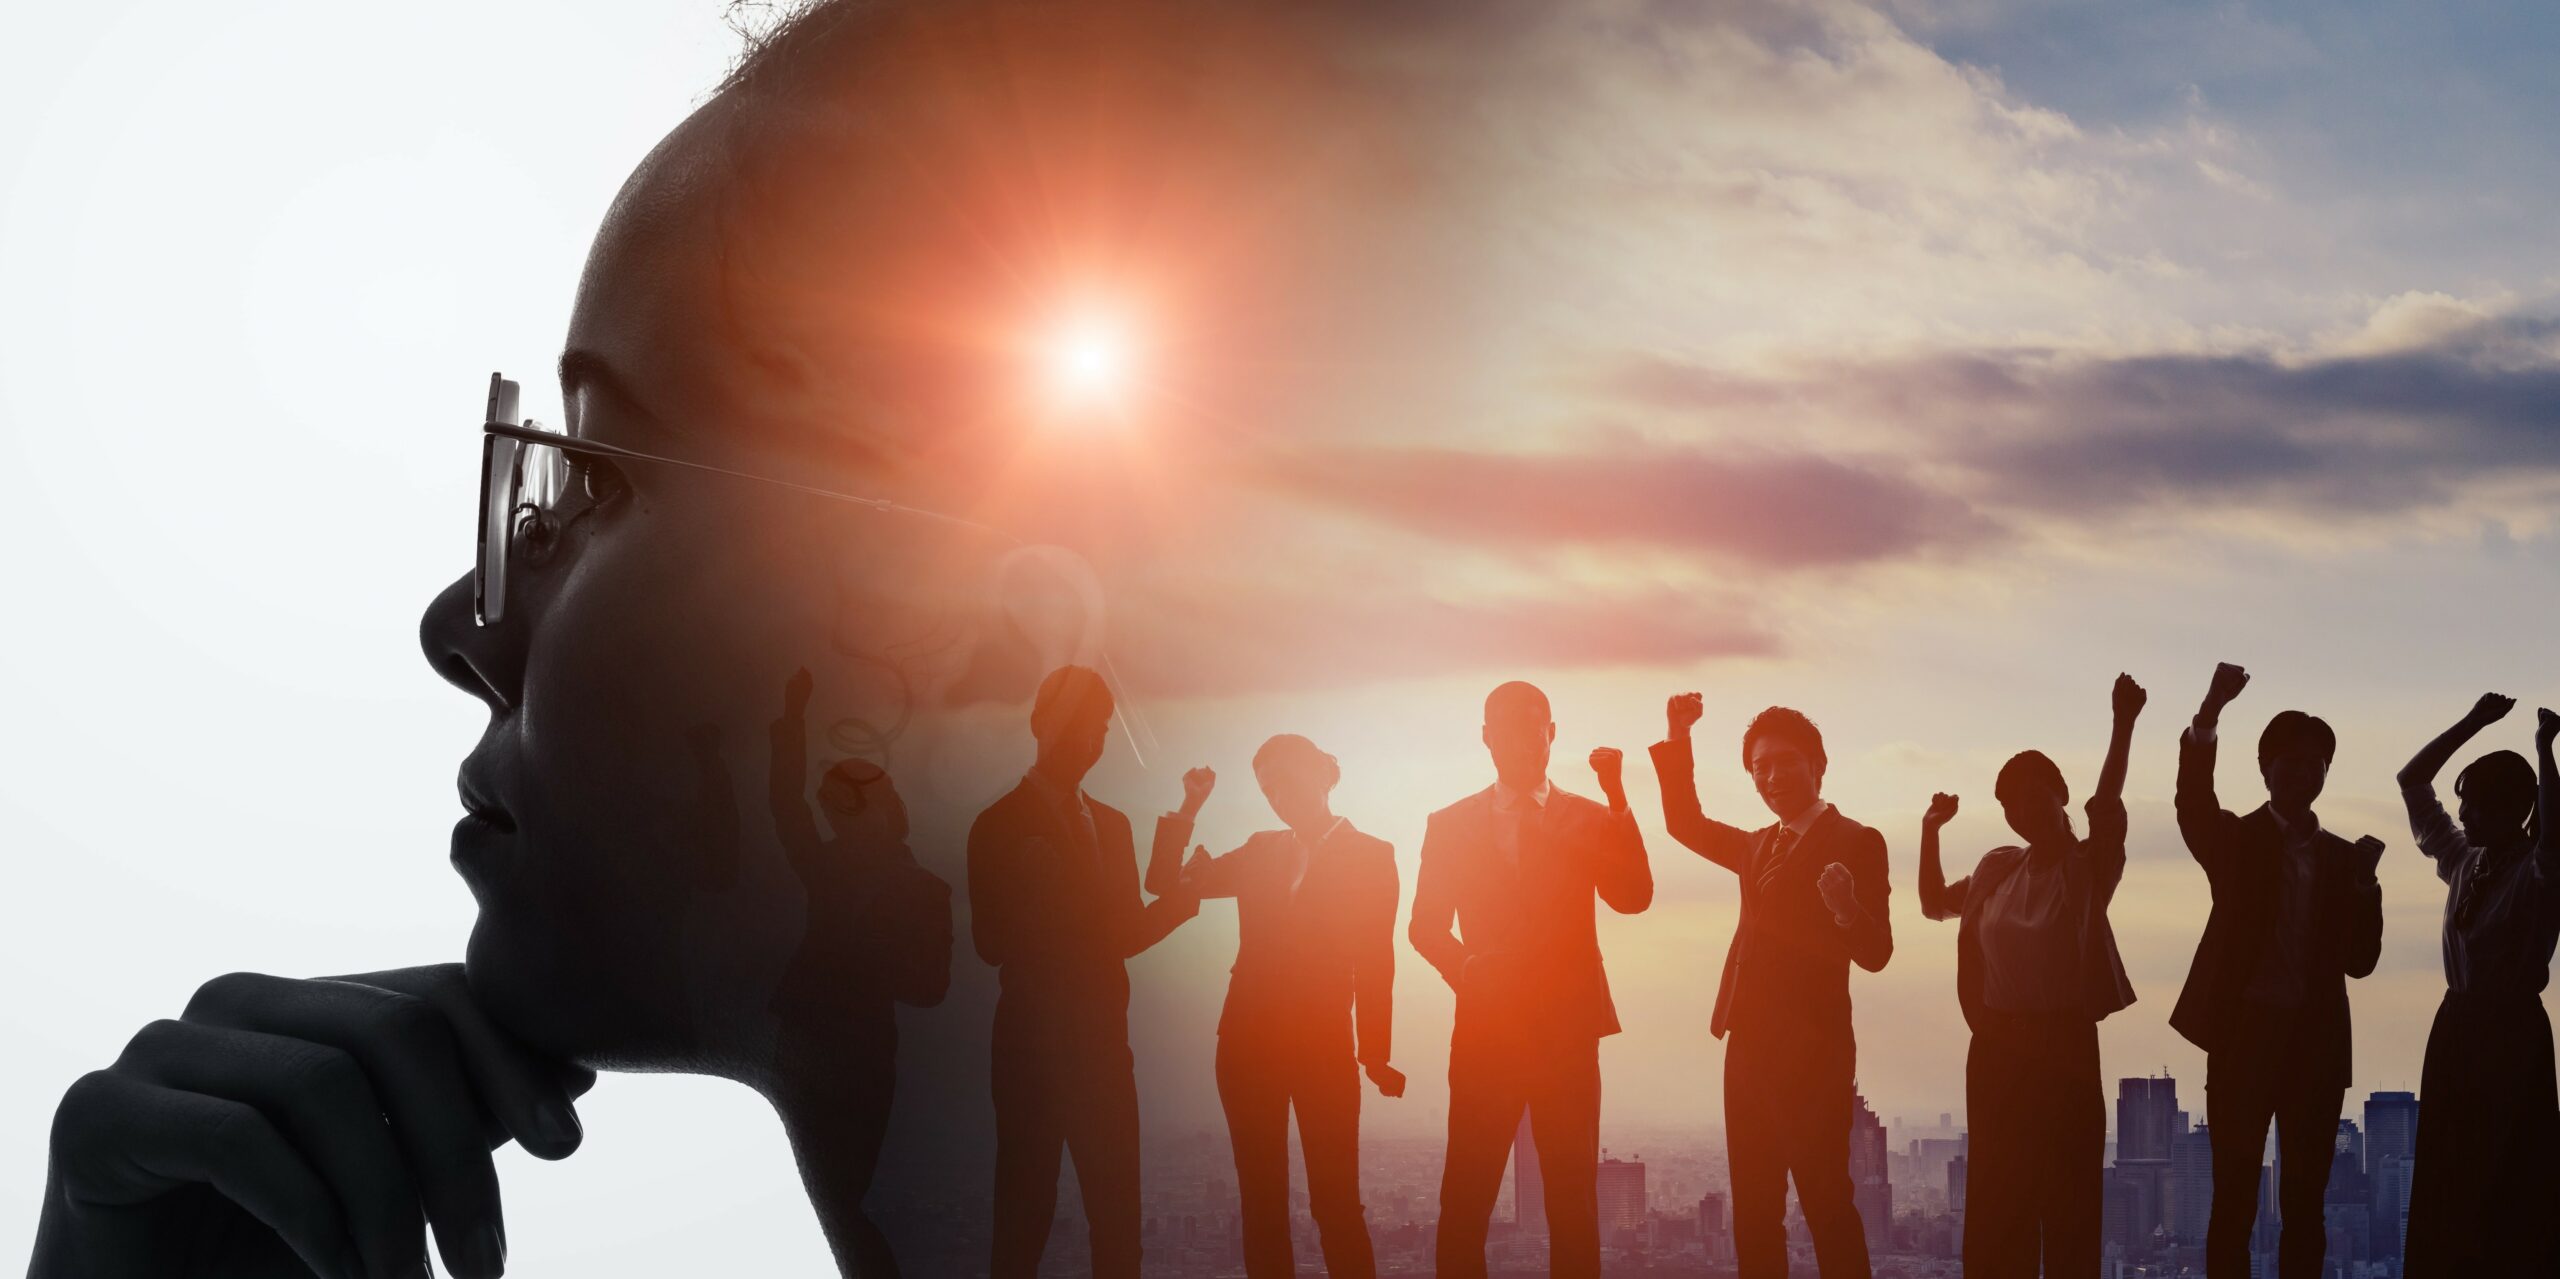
[971,783,1036,832]
[1343,827,1395,861]
[1087,797,1132,834]
[1549,787,1611,819]
[1430,788,1494,825]
[1821,807,1883,846]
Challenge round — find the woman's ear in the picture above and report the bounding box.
[942,543,1110,709]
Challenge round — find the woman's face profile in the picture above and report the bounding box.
[413,89,1099,1076]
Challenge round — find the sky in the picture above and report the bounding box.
[4,0,2558,1271]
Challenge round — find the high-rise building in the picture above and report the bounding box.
[1597,1154,1647,1239]
[2363,1090,2419,1264]
[1698,1192,1730,1262]
[1947,1153,1967,1217]
[1513,1114,1545,1235]
[2110,1074,2180,1254]
[2364,1092,2417,1171]
[2167,1121,2214,1244]
[1851,1088,1892,1254]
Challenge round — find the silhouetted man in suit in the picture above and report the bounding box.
[1411,681,1652,1279]
[2172,662,2383,1279]
[1651,694,1890,1279]
[968,666,1199,1278]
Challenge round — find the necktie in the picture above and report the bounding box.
[1756,825,1800,896]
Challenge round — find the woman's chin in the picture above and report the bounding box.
[463,916,700,1072]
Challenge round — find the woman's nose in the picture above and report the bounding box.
[420,571,523,715]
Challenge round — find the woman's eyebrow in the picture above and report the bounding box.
[556,348,652,422]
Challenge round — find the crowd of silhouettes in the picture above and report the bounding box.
[934,662,2557,1279]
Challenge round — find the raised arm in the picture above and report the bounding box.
[1408,810,1470,990]
[2536,708,2558,877]
[1120,816,1200,959]
[2087,674,2144,904]
[2400,694,2511,791]
[1146,766,1220,897]
[769,668,826,869]
[1588,747,1654,914]
[1650,693,1755,872]
[2400,694,2514,879]
[1917,792,1966,921]
[2176,662,2250,873]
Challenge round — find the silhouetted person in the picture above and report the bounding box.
[1651,695,1889,1278]
[2394,694,2560,1277]
[1918,674,2143,1278]
[770,668,955,1277]
[1147,735,1404,1279]
[1411,681,1651,1279]
[2172,662,2383,1279]
[968,665,1199,1278]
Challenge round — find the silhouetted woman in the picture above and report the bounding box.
[2394,695,2560,1278]
[1149,735,1404,1279]
[1918,673,2143,1278]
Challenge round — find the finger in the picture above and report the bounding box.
[186,973,509,1279]
[118,1019,427,1279]
[56,1071,363,1279]
[333,965,594,1160]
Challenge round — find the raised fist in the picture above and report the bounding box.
[1667,692,1704,735]
[1924,792,1960,829]
[1589,746,1625,789]
[1179,765,1217,814]
[2113,673,2147,719]
[2538,707,2558,748]
[2203,662,2250,710]
[2469,692,2518,726]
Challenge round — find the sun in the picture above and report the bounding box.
[1042,308,1136,408]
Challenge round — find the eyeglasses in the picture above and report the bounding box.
[475,371,1008,625]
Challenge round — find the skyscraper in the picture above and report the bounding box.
[1514,1114,1545,1236]
[2110,1074,2179,1254]
[1597,1154,1646,1239]
[1851,1088,1892,1254]
[2363,1092,2419,1264]
[1698,1191,1730,1261]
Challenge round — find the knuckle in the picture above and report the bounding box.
[184,970,279,1021]
[116,1018,189,1066]
[359,991,454,1053]
[51,1070,126,1144]
[280,1042,374,1112]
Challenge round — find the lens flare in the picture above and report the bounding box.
[1043,310,1134,407]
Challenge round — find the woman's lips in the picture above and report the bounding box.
[457,767,517,833]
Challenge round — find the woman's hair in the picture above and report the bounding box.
[1994,749,2069,810]
[1253,733,1341,791]
[1741,706,1826,776]
[2456,749,2539,842]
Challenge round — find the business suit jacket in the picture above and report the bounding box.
[968,777,1197,1028]
[1147,815,1399,1062]
[1650,736,1893,1042]
[2168,728,2383,1089]
[1407,784,1652,1048]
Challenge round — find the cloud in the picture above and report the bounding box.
[1112,577,1777,698]
[1256,444,1999,568]
[1591,309,2560,526]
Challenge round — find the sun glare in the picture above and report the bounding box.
[1043,309,1135,408]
